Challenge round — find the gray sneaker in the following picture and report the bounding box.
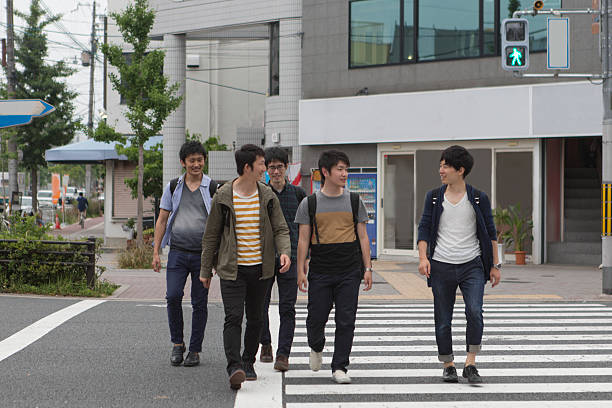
[309,349,323,372]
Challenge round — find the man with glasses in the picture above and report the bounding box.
[259,147,306,371]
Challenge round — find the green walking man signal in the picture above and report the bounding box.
[501,19,529,71]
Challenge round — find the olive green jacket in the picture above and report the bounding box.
[200,179,291,281]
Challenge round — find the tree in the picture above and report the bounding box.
[97,0,182,246]
[12,0,81,212]
[508,0,521,18]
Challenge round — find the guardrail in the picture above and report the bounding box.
[0,236,97,288]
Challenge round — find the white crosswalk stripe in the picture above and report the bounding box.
[284,301,612,407]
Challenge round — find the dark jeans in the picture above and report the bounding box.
[430,257,485,363]
[166,249,209,352]
[260,260,298,357]
[306,268,361,373]
[220,265,271,375]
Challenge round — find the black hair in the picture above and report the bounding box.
[264,147,289,167]
[235,144,266,175]
[78,192,83,196]
[318,150,350,184]
[440,145,474,178]
[179,140,207,162]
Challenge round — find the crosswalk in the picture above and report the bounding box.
[284,302,612,407]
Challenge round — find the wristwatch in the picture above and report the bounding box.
[365,267,373,273]
[493,263,502,270]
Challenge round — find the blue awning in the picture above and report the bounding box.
[45,136,163,163]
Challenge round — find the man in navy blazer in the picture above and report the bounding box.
[417,145,501,384]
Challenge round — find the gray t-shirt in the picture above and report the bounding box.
[170,183,208,252]
[295,190,368,273]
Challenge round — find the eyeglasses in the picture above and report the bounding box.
[267,165,285,172]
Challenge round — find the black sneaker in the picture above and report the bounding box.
[462,365,483,383]
[244,363,257,381]
[442,366,458,383]
[171,344,185,366]
[183,351,200,367]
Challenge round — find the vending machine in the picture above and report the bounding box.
[310,170,377,258]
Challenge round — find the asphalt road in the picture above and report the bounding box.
[0,297,233,408]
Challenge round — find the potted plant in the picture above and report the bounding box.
[504,204,533,265]
[492,207,510,264]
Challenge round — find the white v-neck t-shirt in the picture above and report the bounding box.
[432,192,481,264]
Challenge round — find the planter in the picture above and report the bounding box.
[514,250,526,265]
[497,243,505,265]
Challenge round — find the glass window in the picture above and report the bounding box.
[403,0,415,62]
[483,0,496,56]
[350,0,401,67]
[418,0,480,61]
[500,0,561,52]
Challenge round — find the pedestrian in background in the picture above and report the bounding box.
[152,141,215,368]
[259,147,307,371]
[417,145,501,384]
[295,149,373,384]
[200,144,291,390]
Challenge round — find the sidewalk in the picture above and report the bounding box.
[99,251,612,302]
[50,216,104,241]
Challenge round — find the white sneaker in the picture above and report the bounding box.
[309,349,323,372]
[332,370,351,384]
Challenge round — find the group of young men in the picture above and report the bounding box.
[153,141,501,390]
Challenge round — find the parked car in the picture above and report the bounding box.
[64,186,79,204]
[37,190,55,208]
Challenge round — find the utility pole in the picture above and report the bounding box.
[85,0,96,198]
[602,0,612,294]
[5,0,18,211]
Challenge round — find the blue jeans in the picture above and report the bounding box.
[166,249,209,352]
[430,257,485,363]
[306,268,361,373]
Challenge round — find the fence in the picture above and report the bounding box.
[0,237,97,288]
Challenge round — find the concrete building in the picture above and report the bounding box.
[299,0,602,265]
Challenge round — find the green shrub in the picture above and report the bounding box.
[86,199,103,217]
[118,245,153,269]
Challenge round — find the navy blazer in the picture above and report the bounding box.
[417,184,497,284]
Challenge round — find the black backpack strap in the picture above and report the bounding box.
[307,194,319,244]
[170,177,179,196]
[209,180,218,197]
[295,186,306,205]
[350,192,360,234]
[431,187,440,207]
[472,188,481,206]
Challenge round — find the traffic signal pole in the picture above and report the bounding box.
[602,0,612,294]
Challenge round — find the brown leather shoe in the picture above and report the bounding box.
[260,344,273,363]
[274,355,289,371]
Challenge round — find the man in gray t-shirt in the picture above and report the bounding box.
[152,141,215,368]
[295,150,373,385]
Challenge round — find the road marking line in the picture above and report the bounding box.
[294,325,612,334]
[288,354,612,364]
[0,300,106,362]
[286,401,612,408]
[295,312,612,318]
[294,334,612,342]
[294,307,612,312]
[285,367,612,378]
[285,382,612,395]
[234,304,282,408]
[290,343,612,353]
[295,303,607,308]
[296,318,612,325]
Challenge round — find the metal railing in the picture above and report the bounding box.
[0,236,97,288]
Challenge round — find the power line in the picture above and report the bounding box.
[186,77,266,95]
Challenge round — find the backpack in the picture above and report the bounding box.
[431,186,481,208]
[307,191,365,276]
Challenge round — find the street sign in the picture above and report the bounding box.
[547,18,570,70]
[0,99,55,129]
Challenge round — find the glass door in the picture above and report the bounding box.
[382,153,415,253]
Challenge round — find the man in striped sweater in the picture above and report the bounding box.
[200,144,291,390]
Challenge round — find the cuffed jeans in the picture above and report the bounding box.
[220,265,271,375]
[430,257,485,363]
[166,249,209,352]
[260,259,298,358]
[306,268,361,373]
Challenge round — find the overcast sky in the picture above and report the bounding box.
[1,0,108,140]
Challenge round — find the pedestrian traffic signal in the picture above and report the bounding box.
[501,18,529,71]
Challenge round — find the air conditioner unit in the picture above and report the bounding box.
[186,54,200,68]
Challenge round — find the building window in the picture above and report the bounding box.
[269,22,279,96]
[349,0,560,68]
[350,0,401,67]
